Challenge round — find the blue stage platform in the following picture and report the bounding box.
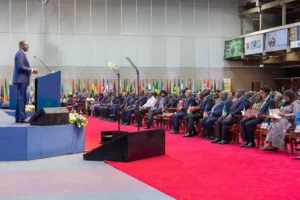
[0,109,85,161]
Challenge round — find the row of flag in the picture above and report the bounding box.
[63,78,227,95]
[0,79,9,102]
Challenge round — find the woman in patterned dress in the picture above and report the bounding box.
[261,90,300,151]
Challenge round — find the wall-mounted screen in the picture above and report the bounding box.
[224,39,243,58]
[265,29,288,52]
[290,26,300,49]
[244,34,263,55]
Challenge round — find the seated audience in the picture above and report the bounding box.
[240,87,275,148]
[170,90,196,134]
[261,90,300,151]
[133,92,157,126]
[121,90,147,125]
[144,90,170,129]
[212,88,249,144]
[274,92,284,108]
[184,89,213,137]
[201,91,230,140]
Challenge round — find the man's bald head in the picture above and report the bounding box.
[19,40,29,52]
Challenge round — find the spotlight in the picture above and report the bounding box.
[44,0,49,4]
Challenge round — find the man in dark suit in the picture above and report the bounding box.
[240,86,275,148]
[201,91,230,140]
[13,41,39,123]
[121,90,147,125]
[170,90,196,134]
[145,90,170,129]
[212,88,249,144]
[184,89,213,137]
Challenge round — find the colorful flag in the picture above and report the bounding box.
[113,81,116,93]
[78,79,81,92]
[4,79,8,101]
[173,79,176,93]
[91,80,95,95]
[154,80,159,94]
[145,79,148,91]
[221,79,225,91]
[213,79,217,92]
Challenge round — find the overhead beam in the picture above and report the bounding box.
[242,7,260,15]
[240,21,300,37]
[261,0,281,11]
[283,0,297,3]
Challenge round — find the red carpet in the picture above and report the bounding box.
[85,116,300,200]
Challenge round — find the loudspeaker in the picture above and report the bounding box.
[0,101,9,109]
[84,129,165,162]
[29,107,69,126]
[101,131,128,144]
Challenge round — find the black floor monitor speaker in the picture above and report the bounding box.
[84,129,165,162]
[29,107,69,126]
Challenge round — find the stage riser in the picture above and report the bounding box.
[0,125,85,161]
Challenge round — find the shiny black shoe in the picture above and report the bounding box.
[170,130,179,134]
[134,123,142,127]
[217,140,229,144]
[19,119,30,123]
[244,142,256,148]
[240,141,248,147]
[183,132,194,137]
[212,139,222,143]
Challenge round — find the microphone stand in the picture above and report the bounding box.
[108,62,121,132]
[34,56,54,73]
[125,57,140,132]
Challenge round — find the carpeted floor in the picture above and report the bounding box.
[86,116,300,200]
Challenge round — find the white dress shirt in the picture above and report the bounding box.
[142,96,157,109]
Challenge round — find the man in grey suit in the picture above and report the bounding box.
[13,41,39,123]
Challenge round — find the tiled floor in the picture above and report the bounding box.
[0,154,175,200]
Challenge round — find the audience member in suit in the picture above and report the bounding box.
[169,93,179,108]
[170,90,196,134]
[118,92,134,124]
[201,91,230,140]
[144,90,170,129]
[13,40,39,123]
[121,90,148,125]
[99,93,114,119]
[107,94,122,122]
[89,93,103,116]
[212,88,249,144]
[133,92,157,126]
[184,89,213,137]
[240,86,275,148]
[72,94,84,112]
[94,94,108,117]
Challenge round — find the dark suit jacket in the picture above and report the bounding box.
[229,96,249,116]
[197,96,214,111]
[181,97,196,112]
[156,96,170,110]
[259,96,275,115]
[13,50,32,85]
[139,95,148,107]
[122,95,133,106]
[208,99,230,116]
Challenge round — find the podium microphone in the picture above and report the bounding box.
[34,56,54,73]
